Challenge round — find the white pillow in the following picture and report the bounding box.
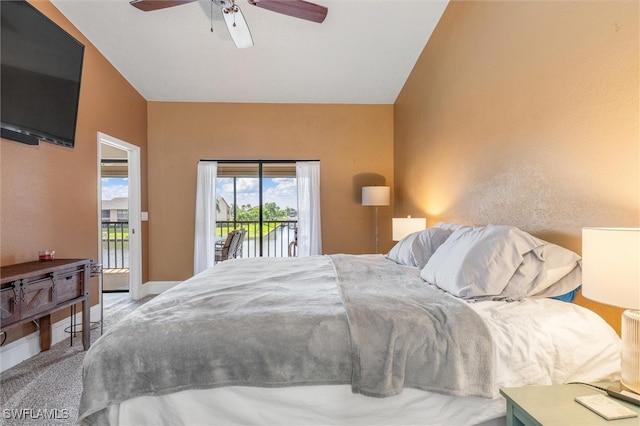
[420,224,581,300]
[386,228,452,268]
[503,237,582,299]
[526,244,582,298]
[432,221,474,232]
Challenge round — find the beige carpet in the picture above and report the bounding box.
[0,294,154,425]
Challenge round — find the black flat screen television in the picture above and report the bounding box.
[1,0,85,148]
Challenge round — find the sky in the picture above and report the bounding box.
[101,177,128,200]
[102,177,298,210]
[217,177,297,210]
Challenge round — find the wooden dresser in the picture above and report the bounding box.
[0,259,91,351]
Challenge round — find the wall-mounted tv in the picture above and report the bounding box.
[1,0,85,148]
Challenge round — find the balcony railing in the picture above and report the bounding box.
[102,221,129,270]
[100,219,297,271]
[217,220,297,258]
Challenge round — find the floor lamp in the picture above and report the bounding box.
[582,227,640,403]
[362,186,390,253]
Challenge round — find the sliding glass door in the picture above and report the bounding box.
[216,162,298,258]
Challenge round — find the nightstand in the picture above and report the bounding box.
[500,383,640,426]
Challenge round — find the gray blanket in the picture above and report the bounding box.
[78,255,493,425]
[332,254,494,398]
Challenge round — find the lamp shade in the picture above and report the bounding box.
[583,227,640,395]
[362,186,390,206]
[582,227,640,310]
[392,217,426,241]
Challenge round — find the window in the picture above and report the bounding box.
[194,160,320,274]
[116,209,129,222]
[216,162,298,258]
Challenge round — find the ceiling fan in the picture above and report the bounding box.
[129,0,328,49]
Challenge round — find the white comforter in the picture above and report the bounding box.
[112,291,621,426]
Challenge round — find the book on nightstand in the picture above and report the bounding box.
[575,394,638,420]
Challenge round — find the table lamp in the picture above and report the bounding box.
[362,186,390,253]
[582,227,640,398]
[392,216,427,241]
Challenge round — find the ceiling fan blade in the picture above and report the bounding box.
[222,4,254,49]
[248,0,327,23]
[130,0,197,12]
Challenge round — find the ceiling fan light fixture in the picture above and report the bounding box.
[222,3,253,49]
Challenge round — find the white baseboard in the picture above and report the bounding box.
[0,304,101,373]
[0,281,179,372]
[0,331,41,373]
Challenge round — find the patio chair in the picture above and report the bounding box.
[214,230,239,264]
[228,228,246,259]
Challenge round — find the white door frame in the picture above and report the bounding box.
[97,132,143,300]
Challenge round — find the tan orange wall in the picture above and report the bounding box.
[395,0,639,253]
[0,1,148,340]
[147,102,393,281]
[394,0,639,333]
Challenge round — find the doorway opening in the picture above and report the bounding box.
[101,156,129,292]
[98,132,142,300]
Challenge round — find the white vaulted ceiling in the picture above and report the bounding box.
[50,0,449,104]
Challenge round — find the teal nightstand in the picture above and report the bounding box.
[500,383,640,426]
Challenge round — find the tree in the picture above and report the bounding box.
[263,202,279,220]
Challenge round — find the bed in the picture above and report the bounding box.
[78,223,621,425]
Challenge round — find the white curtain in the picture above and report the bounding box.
[296,161,322,256]
[193,161,217,275]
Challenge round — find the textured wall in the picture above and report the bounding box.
[0,1,148,342]
[393,0,639,333]
[147,102,394,281]
[394,0,639,255]
[1,3,148,270]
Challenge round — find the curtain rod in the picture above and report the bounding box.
[199,159,319,164]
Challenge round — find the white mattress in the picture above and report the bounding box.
[111,298,621,426]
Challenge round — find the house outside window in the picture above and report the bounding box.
[116,209,129,222]
[101,197,129,222]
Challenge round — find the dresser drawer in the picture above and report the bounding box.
[54,272,83,304]
[21,277,56,319]
[0,284,20,326]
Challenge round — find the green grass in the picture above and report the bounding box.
[216,223,283,239]
[102,230,129,240]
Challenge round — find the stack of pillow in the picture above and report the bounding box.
[386,222,582,302]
